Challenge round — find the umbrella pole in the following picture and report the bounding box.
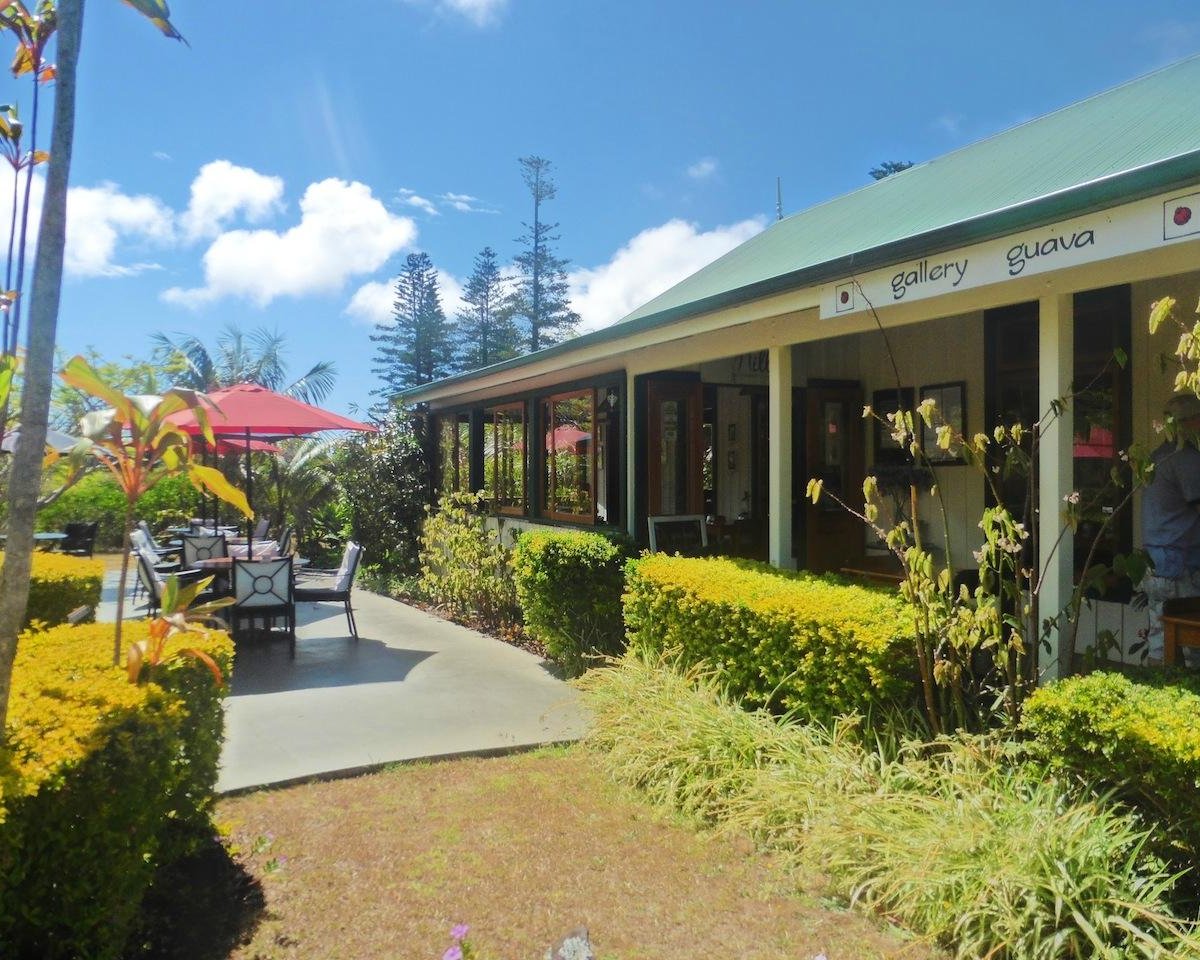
[245,428,254,560]
[201,437,209,528]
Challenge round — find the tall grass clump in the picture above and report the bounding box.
[577,652,1200,960]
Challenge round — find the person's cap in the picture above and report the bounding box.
[1165,394,1200,421]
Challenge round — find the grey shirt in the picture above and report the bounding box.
[1143,441,1200,578]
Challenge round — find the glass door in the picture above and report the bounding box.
[646,379,704,517]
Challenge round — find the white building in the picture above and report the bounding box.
[404,55,1200,676]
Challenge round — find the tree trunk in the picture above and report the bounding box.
[114,499,133,665]
[0,0,85,728]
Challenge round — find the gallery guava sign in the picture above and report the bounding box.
[820,188,1200,320]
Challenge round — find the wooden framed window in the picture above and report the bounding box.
[434,412,472,496]
[484,403,526,515]
[541,389,596,523]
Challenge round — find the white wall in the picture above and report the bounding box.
[790,312,987,569]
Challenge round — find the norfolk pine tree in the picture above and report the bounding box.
[370,252,453,397]
[455,246,519,372]
[511,156,578,352]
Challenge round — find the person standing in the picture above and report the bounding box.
[1140,394,1200,662]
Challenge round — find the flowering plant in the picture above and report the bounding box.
[441,922,479,960]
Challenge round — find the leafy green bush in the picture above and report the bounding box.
[0,620,232,959]
[578,652,1200,959]
[624,554,914,722]
[419,492,517,629]
[17,551,104,627]
[36,470,200,550]
[1022,672,1200,860]
[337,404,430,577]
[512,529,631,675]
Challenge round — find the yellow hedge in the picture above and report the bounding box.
[1022,672,1200,861]
[0,620,233,959]
[624,555,915,721]
[0,551,105,628]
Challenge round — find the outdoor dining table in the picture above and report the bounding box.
[0,531,68,550]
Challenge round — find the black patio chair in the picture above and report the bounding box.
[231,557,295,651]
[295,541,363,640]
[181,532,228,569]
[135,550,205,617]
[61,521,98,557]
[137,520,180,559]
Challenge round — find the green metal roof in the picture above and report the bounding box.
[405,55,1200,402]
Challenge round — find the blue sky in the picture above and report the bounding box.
[21,0,1200,414]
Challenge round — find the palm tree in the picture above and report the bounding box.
[152,325,338,405]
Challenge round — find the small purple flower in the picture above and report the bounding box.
[450,924,470,942]
[443,946,463,960]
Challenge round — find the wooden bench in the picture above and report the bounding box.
[838,556,904,586]
[1161,597,1200,666]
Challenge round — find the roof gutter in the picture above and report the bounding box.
[402,149,1200,403]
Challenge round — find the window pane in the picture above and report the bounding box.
[436,417,456,496]
[546,391,593,518]
[456,417,471,493]
[595,387,620,524]
[1072,286,1131,584]
[486,404,524,512]
[483,417,498,500]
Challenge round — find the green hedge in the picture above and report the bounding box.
[1022,671,1200,858]
[512,529,631,675]
[36,471,201,550]
[17,551,104,628]
[624,555,914,722]
[0,621,233,959]
[419,492,518,629]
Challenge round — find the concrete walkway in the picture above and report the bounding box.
[98,569,588,793]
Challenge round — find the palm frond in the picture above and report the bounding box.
[150,331,214,390]
[285,360,338,405]
[247,327,287,391]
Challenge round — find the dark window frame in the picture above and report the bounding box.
[541,388,598,525]
[483,401,527,516]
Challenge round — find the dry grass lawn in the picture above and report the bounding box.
[206,748,941,960]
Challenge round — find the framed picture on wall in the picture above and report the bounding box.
[872,387,914,465]
[919,381,966,464]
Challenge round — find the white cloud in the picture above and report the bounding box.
[438,269,466,317]
[443,0,506,24]
[569,217,766,332]
[933,113,963,137]
[67,182,175,276]
[153,150,172,162]
[686,157,718,181]
[405,0,506,26]
[0,171,175,279]
[345,279,394,327]
[180,160,285,242]
[164,178,417,309]
[344,267,466,327]
[439,191,498,214]
[398,188,440,217]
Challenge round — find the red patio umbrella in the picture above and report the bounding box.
[167,383,376,556]
[167,383,376,439]
[213,436,281,456]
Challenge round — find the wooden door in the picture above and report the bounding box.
[805,383,865,573]
[646,379,704,517]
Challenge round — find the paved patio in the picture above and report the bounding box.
[99,568,588,793]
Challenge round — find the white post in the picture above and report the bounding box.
[768,344,795,568]
[1038,293,1074,680]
